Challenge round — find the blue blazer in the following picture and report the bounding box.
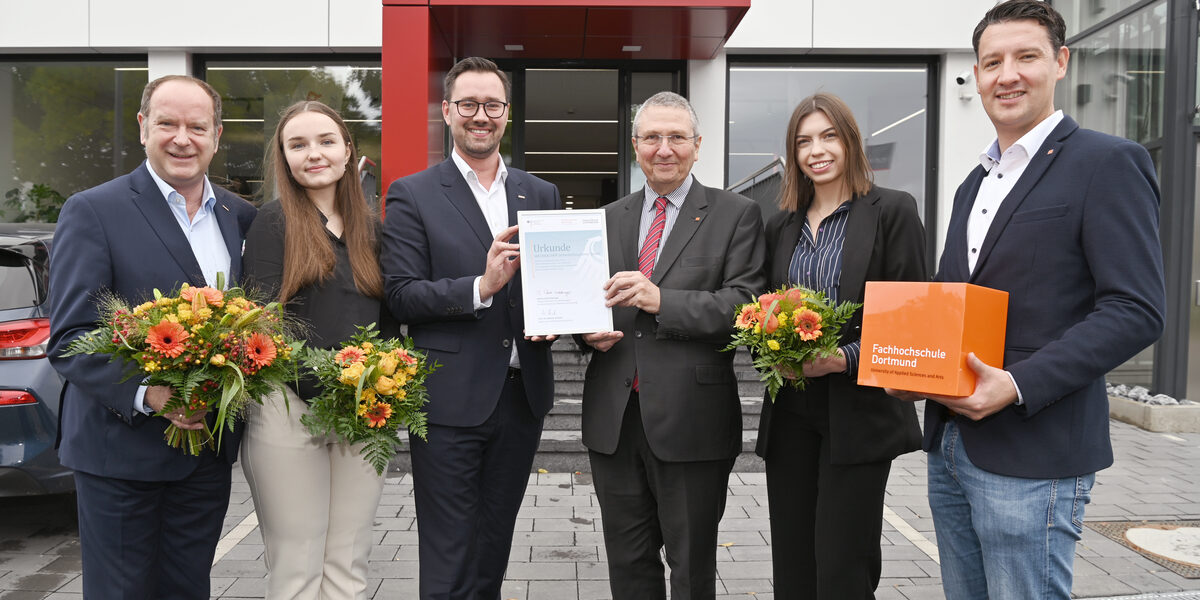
[47,162,257,481]
[925,115,1165,479]
[380,159,560,427]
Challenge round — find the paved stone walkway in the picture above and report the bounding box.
[1,417,1198,599]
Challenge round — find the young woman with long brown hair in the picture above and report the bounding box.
[753,92,927,598]
[240,100,395,600]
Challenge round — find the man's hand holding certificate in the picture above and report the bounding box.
[517,209,614,336]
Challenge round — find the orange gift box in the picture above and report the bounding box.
[857,282,1008,397]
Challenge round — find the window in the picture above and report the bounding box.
[1056,0,1168,146]
[0,59,147,223]
[200,59,382,204]
[727,61,932,223]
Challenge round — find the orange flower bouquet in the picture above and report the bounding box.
[300,324,435,475]
[724,285,860,402]
[60,274,301,454]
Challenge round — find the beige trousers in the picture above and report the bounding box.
[241,387,385,600]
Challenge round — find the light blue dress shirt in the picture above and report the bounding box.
[135,162,232,415]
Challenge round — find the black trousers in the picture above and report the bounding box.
[590,394,736,600]
[409,374,543,600]
[74,451,232,600]
[764,393,893,599]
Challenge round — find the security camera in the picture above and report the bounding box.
[955,70,974,86]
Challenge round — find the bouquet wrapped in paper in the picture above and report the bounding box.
[724,286,861,402]
[301,324,435,475]
[60,275,301,454]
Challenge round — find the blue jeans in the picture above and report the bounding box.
[928,420,1094,600]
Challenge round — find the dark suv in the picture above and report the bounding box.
[0,223,72,496]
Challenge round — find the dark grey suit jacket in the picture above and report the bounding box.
[581,181,766,462]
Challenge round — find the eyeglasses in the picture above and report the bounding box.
[635,134,697,148]
[452,100,509,118]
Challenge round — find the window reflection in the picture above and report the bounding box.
[1053,0,1147,37]
[1056,0,1167,146]
[0,60,147,223]
[202,61,383,204]
[727,64,929,222]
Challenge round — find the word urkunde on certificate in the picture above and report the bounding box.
[517,209,613,336]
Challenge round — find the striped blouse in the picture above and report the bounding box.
[787,200,860,375]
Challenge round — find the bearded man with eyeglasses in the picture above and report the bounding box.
[379,56,561,600]
[578,91,766,600]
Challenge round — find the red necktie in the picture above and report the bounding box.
[633,196,668,392]
[638,196,668,278]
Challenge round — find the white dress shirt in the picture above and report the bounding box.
[451,148,520,367]
[137,163,231,414]
[964,111,1063,405]
[966,110,1064,273]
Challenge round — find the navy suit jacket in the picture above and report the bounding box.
[47,162,257,481]
[380,158,560,427]
[925,115,1165,479]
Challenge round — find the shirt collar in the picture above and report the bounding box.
[978,110,1065,172]
[451,147,508,188]
[144,160,216,211]
[643,174,694,213]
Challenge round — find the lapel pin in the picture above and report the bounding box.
[222,204,230,211]
[1047,149,1055,155]
[518,194,526,199]
[694,217,701,221]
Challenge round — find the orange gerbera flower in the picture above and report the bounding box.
[180,285,225,307]
[735,305,759,329]
[363,402,393,428]
[335,346,367,365]
[244,332,277,368]
[793,309,823,341]
[146,320,189,357]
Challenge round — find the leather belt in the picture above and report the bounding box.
[506,367,521,380]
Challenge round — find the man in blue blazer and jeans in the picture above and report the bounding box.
[890,1,1165,597]
[48,75,256,599]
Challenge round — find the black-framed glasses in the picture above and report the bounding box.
[635,134,697,148]
[452,100,509,118]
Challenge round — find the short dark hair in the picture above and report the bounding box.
[444,57,512,103]
[139,75,222,130]
[972,0,1067,57]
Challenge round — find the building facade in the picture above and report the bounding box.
[1,0,1195,399]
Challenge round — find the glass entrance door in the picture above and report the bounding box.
[494,62,683,208]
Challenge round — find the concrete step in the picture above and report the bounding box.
[555,380,766,398]
[388,397,767,474]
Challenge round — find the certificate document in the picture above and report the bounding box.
[517,209,613,336]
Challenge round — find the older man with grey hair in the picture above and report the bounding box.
[578,91,766,599]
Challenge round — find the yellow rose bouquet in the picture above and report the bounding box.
[60,274,302,454]
[724,285,860,402]
[300,324,435,475]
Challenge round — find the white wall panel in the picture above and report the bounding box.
[936,51,996,259]
[329,0,383,50]
[89,0,329,49]
[811,0,993,50]
[726,0,813,51]
[0,0,90,49]
[688,50,728,187]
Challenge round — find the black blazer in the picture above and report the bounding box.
[925,116,1165,479]
[379,158,561,427]
[755,185,925,465]
[47,162,257,479]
